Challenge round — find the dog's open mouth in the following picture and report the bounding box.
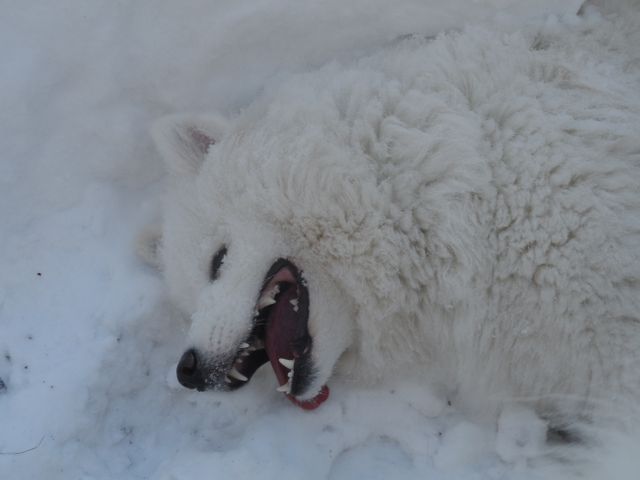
[223,258,329,410]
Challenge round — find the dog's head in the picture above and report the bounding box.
[151,112,366,409]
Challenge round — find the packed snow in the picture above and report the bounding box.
[1,1,638,479]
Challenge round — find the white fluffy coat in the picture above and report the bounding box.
[152,7,640,451]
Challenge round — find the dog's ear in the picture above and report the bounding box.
[150,113,229,176]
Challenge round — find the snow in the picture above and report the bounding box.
[495,408,547,466]
[1,0,634,479]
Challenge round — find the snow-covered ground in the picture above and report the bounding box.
[2,1,637,479]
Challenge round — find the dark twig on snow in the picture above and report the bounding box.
[0,436,45,455]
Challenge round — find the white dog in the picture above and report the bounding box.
[144,7,640,453]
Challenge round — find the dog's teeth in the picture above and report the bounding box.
[258,297,276,309]
[228,367,248,381]
[258,285,280,309]
[250,339,264,350]
[239,342,249,349]
[276,381,291,393]
[278,358,294,369]
[240,351,250,357]
[287,370,293,379]
[224,376,232,384]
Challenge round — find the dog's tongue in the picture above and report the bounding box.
[264,283,298,384]
[264,282,329,410]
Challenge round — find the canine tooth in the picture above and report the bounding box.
[258,296,276,309]
[287,370,293,379]
[239,342,249,349]
[224,376,232,384]
[258,285,280,309]
[228,367,248,381]
[289,298,299,312]
[278,358,294,369]
[276,382,291,393]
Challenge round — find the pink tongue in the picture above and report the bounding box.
[265,284,299,386]
[264,283,329,410]
[288,385,330,410]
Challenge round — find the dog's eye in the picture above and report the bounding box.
[209,246,227,281]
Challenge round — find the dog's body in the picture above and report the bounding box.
[149,10,640,446]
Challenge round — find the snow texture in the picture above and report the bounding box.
[1,1,639,479]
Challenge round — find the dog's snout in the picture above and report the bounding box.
[176,349,204,390]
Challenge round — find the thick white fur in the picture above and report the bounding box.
[152,6,640,470]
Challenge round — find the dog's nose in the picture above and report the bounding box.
[176,349,204,390]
